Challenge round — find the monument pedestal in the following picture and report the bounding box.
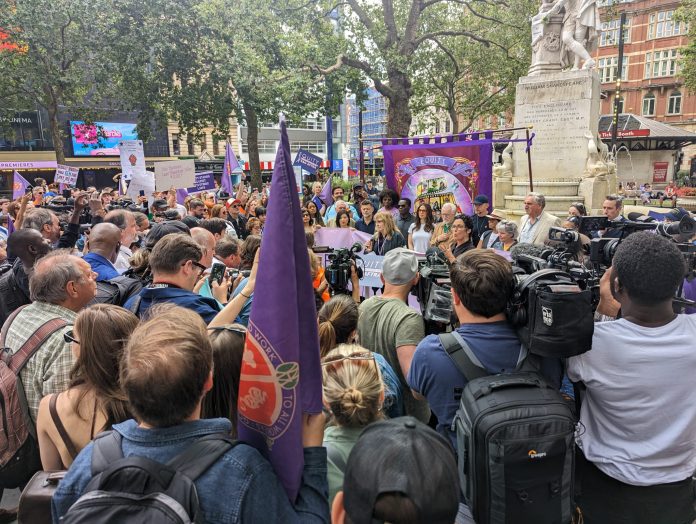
[578,173,617,214]
[502,69,602,219]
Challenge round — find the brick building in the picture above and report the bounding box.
[594,0,696,174]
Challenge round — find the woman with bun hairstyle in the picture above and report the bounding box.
[318,295,402,419]
[321,343,385,505]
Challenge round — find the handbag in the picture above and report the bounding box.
[18,470,66,524]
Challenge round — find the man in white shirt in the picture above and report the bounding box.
[518,192,561,245]
[104,209,138,273]
[568,232,696,524]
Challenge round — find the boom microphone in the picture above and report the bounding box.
[510,243,551,263]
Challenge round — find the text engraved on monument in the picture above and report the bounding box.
[516,100,589,158]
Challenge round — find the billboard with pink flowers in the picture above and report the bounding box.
[70,121,138,156]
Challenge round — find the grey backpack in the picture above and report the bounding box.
[441,332,577,524]
[61,431,237,524]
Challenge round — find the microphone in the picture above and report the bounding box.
[349,242,364,254]
[510,243,549,263]
[626,212,656,222]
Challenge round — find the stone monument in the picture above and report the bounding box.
[504,0,612,218]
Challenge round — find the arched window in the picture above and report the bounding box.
[642,93,656,116]
[667,91,682,115]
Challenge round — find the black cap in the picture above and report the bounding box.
[152,198,168,211]
[145,221,190,249]
[181,215,201,228]
[343,417,459,524]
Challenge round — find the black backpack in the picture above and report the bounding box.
[61,430,237,524]
[507,269,593,358]
[441,332,577,524]
[90,275,143,307]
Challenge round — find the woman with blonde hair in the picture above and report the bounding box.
[322,343,385,505]
[363,211,405,256]
[37,305,138,469]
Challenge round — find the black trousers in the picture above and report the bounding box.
[575,448,696,524]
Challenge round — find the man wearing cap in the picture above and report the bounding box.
[477,209,506,249]
[470,194,491,246]
[357,248,429,423]
[226,199,248,239]
[151,199,169,223]
[331,417,460,524]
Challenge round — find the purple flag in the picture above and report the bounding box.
[316,176,333,208]
[12,171,30,200]
[221,141,239,195]
[176,188,189,205]
[237,116,323,502]
[6,216,14,236]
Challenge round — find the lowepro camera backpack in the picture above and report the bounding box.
[507,269,593,358]
[61,430,237,524]
[0,306,67,488]
[440,332,577,524]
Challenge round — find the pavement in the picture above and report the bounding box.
[0,489,20,524]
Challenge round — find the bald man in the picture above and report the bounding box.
[430,202,457,247]
[190,227,228,305]
[83,223,122,281]
[0,229,52,323]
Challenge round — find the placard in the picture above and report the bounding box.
[293,149,322,174]
[154,159,196,191]
[119,140,146,181]
[186,171,216,193]
[126,170,156,206]
[54,164,80,185]
[652,161,668,183]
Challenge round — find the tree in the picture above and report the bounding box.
[677,0,696,92]
[0,0,121,163]
[410,0,535,134]
[298,0,520,137]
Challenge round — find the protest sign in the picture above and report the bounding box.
[186,171,215,193]
[293,149,322,174]
[314,227,371,249]
[54,164,80,185]
[126,170,156,206]
[118,140,146,181]
[359,253,385,288]
[154,159,196,191]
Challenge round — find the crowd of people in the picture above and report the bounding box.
[0,174,694,524]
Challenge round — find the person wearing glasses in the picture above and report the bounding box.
[441,214,475,263]
[321,344,386,506]
[226,198,248,239]
[124,234,222,323]
[36,305,138,470]
[430,202,457,248]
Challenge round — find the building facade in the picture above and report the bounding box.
[594,0,696,174]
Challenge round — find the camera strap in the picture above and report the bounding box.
[438,332,488,382]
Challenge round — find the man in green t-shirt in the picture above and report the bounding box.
[357,248,429,422]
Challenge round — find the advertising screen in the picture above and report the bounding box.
[70,121,138,156]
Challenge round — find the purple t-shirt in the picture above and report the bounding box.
[683,277,696,315]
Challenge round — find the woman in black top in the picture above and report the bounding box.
[442,214,474,264]
[363,211,405,255]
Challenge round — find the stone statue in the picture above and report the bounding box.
[583,132,608,178]
[544,0,601,70]
[493,143,514,178]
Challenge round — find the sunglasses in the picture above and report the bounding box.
[321,351,376,367]
[64,330,79,344]
[208,325,247,335]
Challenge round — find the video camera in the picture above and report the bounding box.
[414,250,455,333]
[325,243,364,295]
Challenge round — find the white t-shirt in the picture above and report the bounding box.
[567,314,696,486]
[408,223,432,254]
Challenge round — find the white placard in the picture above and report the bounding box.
[54,164,80,185]
[154,159,196,191]
[126,170,156,207]
[119,140,146,181]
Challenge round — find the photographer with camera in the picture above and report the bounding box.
[568,232,696,524]
[22,191,89,250]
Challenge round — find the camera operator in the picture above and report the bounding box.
[568,232,696,524]
[22,191,89,249]
[407,250,562,450]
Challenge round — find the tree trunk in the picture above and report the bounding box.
[243,102,262,190]
[383,70,413,138]
[46,98,65,165]
[448,106,460,135]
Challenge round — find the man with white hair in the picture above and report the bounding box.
[430,202,457,248]
[519,192,561,246]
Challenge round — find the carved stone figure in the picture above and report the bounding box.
[493,143,514,178]
[544,0,602,70]
[583,132,608,178]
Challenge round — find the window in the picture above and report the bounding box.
[599,56,629,83]
[667,91,682,115]
[435,120,441,134]
[198,134,207,152]
[644,49,678,78]
[498,114,507,128]
[289,118,325,130]
[212,137,220,156]
[600,18,631,46]
[642,94,655,116]
[614,96,624,114]
[186,135,194,155]
[648,11,687,39]
[171,133,180,156]
[445,119,451,133]
[289,141,326,154]
[241,139,276,154]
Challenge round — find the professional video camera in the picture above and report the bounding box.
[414,250,454,333]
[325,243,364,295]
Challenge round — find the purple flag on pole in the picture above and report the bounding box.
[176,188,189,205]
[12,171,30,200]
[237,116,323,502]
[6,216,14,236]
[221,141,239,195]
[315,176,333,209]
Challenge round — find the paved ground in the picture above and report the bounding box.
[0,489,20,524]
